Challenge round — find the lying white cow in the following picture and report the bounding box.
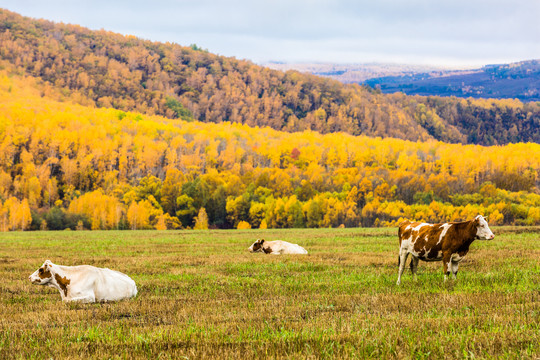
[29,260,137,303]
[248,239,308,254]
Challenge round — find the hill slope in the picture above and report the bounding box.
[1,9,540,145]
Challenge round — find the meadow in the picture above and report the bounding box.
[0,227,539,359]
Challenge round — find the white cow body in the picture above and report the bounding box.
[29,260,137,303]
[248,239,308,254]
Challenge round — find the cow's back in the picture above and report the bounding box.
[89,266,137,301]
[287,243,308,254]
[268,240,308,254]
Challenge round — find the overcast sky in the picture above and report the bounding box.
[1,0,539,68]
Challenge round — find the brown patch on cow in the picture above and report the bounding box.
[400,229,412,244]
[426,245,442,259]
[250,239,275,254]
[449,221,478,254]
[251,239,265,252]
[457,250,468,257]
[417,227,440,255]
[38,266,52,279]
[54,274,70,297]
[397,222,413,246]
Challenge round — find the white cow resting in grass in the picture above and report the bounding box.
[29,260,137,303]
[248,239,308,254]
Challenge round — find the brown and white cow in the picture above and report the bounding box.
[397,215,494,285]
[248,239,308,254]
[29,260,138,303]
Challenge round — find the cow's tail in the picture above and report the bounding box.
[397,220,409,236]
[397,225,402,268]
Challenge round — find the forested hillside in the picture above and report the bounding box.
[1,9,540,145]
[1,71,540,230]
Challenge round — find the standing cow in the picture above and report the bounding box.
[397,215,494,285]
[29,260,138,303]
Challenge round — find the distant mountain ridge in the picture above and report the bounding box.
[264,62,452,83]
[364,60,540,102]
[1,8,540,145]
[267,60,540,102]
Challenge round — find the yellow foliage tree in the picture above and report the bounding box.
[69,190,125,230]
[127,200,161,230]
[4,197,32,231]
[237,221,251,229]
[193,207,209,230]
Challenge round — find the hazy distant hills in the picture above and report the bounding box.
[266,60,540,102]
[1,8,540,145]
[264,62,453,83]
[365,60,540,102]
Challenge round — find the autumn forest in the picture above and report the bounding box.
[1,9,540,231]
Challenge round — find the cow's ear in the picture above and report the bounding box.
[260,239,265,244]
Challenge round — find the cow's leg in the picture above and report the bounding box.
[65,288,96,303]
[450,260,459,280]
[442,252,452,282]
[410,256,419,281]
[64,295,95,303]
[397,249,409,285]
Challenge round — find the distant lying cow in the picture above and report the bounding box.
[29,260,137,303]
[248,239,308,254]
[397,215,494,285]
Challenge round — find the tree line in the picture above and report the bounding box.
[1,72,539,231]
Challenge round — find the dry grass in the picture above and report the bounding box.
[0,227,539,359]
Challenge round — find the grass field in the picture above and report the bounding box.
[0,227,539,359]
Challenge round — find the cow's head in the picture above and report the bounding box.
[474,215,495,240]
[248,239,265,253]
[29,260,55,285]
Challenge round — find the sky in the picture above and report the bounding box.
[1,0,539,68]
